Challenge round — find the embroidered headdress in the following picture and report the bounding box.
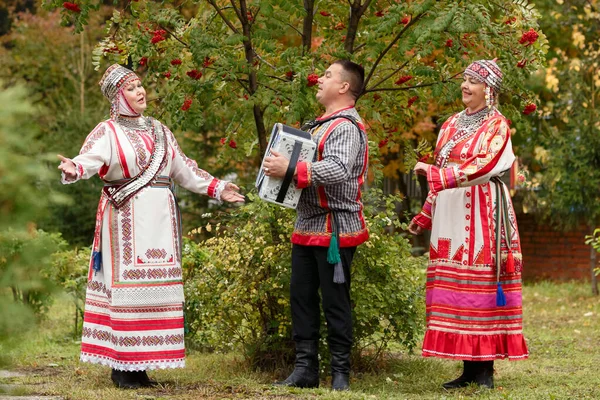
[465,58,503,110]
[99,64,141,120]
[464,59,503,93]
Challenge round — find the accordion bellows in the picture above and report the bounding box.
[256,123,316,209]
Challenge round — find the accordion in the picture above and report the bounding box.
[256,123,317,209]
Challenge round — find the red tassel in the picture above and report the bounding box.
[505,251,515,274]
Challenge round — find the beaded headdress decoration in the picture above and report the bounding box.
[464,58,503,110]
[99,64,141,120]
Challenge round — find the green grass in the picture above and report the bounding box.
[2,281,600,399]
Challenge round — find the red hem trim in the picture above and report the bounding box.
[81,344,184,360]
[291,230,369,247]
[421,329,529,361]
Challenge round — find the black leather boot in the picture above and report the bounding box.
[442,361,475,389]
[135,370,158,387]
[473,361,494,389]
[111,369,141,389]
[330,345,350,391]
[274,340,319,388]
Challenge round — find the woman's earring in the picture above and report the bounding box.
[485,86,493,109]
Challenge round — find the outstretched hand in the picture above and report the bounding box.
[220,182,245,203]
[57,154,77,180]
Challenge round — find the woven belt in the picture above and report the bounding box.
[104,175,172,189]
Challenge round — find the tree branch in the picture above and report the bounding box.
[229,0,243,22]
[207,0,240,34]
[302,0,315,55]
[363,74,460,93]
[253,51,276,70]
[236,78,250,93]
[266,74,290,83]
[158,24,189,48]
[369,53,417,90]
[238,78,292,101]
[359,0,374,14]
[363,12,426,89]
[353,42,366,52]
[344,0,373,53]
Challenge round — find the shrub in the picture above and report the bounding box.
[182,189,426,371]
[49,246,91,336]
[0,229,67,318]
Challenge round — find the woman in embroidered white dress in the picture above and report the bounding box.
[408,59,528,390]
[58,64,244,389]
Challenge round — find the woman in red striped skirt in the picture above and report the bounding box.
[408,59,528,389]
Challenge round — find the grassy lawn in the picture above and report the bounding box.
[1,281,600,399]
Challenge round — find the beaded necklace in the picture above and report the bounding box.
[117,115,151,131]
[435,107,495,168]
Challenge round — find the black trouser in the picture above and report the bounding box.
[290,244,355,349]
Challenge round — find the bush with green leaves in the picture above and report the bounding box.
[0,230,67,319]
[182,189,426,371]
[48,246,92,336]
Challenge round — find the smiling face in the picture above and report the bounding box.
[461,74,487,112]
[316,63,351,107]
[122,79,147,114]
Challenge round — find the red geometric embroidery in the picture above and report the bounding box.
[124,130,148,168]
[122,269,147,280]
[82,328,184,347]
[429,242,438,261]
[168,195,180,263]
[146,269,167,279]
[121,267,182,280]
[80,125,107,154]
[474,249,486,265]
[145,248,167,259]
[121,203,133,265]
[87,281,111,299]
[437,238,451,260]
[451,244,464,263]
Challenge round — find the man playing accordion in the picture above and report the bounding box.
[265,60,369,391]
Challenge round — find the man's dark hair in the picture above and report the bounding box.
[334,59,365,100]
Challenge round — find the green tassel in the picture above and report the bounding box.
[327,234,341,264]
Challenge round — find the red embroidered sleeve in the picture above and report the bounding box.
[295,161,312,189]
[412,191,437,230]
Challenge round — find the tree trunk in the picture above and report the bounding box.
[238,0,267,158]
[253,104,268,157]
[345,4,361,54]
[302,0,314,54]
[345,0,372,54]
